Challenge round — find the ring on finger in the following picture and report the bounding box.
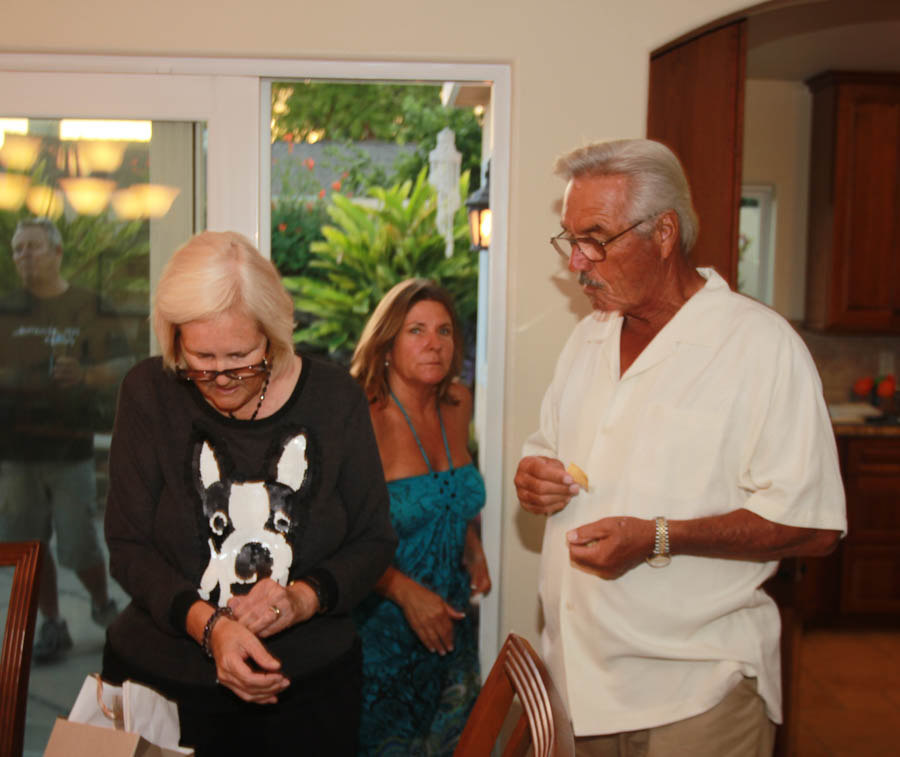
[270,604,281,618]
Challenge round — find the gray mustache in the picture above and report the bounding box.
[578,272,604,289]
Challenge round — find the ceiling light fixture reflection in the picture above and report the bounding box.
[59,119,152,142]
[60,177,116,215]
[111,183,180,219]
[76,140,127,174]
[0,172,30,210]
[0,134,42,172]
[26,185,65,219]
[0,119,29,150]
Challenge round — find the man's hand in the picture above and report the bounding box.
[566,516,655,579]
[515,456,580,515]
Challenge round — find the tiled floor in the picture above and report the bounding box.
[794,628,900,757]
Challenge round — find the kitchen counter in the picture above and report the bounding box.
[832,422,900,437]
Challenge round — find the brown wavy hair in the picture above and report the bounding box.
[350,278,464,406]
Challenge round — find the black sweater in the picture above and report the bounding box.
[103,355,396,697]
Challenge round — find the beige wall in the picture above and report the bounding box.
[0,0,752,649]
[743,78,812,320]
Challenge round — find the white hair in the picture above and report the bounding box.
[554,139,699,253]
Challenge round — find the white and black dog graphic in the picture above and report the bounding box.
[193,431,311,605]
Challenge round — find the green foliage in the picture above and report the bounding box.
[319,143,388,195]
[390,94,484,189]
[283,169,477,363]
[271,81,483,193]
[273,82,440,143]
[271,199,330,276]
[0,210,149,310]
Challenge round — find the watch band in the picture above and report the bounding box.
[646,516,671,568]
[291,576,327,614]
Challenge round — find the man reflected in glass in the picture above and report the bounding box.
[0,218,133,662]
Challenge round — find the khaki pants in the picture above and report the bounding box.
[575,677,776,757]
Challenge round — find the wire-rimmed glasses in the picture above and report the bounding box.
[549,218,649,263]
[176,357,269,383]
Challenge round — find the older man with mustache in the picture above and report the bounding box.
[515,139,847,757]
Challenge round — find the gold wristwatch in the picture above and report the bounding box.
[646,516,671,568]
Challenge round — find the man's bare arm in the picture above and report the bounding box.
[566,509,841,579]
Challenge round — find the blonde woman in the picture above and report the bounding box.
[102,231,396,756]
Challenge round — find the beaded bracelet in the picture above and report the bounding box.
[201,606,234,659]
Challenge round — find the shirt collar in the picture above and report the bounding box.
[584,266,731,347]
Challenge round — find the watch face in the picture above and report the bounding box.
[646,554,671,568]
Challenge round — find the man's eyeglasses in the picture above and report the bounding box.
[177,357,269,383]
[550,218,649,263]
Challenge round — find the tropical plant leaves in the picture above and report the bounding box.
[288,168,477,363]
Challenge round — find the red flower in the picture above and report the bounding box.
[877,375,897,398]
[305,158,315,170]
[277,223,287,232]
[318,188,326,199]
[283,133,294,143]
[331,181,342,191]
[854,376,875,396]
[341,171,349,179]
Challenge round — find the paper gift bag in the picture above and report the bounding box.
[44,719,192,757]
[43,674,193,757]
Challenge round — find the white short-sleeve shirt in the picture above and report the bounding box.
[523,269,846,736]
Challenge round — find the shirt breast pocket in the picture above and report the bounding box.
[629,402,727,503]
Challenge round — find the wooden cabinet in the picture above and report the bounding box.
[798,433,900,623]
[805,71,900,333]
[839,436,900,614]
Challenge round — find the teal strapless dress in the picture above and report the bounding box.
[354,393,485,756]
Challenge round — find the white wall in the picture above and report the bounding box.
[0,0,753,650]
[743,78,812,320]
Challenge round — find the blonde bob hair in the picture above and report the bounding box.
[351,278,463,406]
[153,231,295,381]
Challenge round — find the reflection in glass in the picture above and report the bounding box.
[0,115,205,756]
[0,564,11,638]
[738,185,776,306]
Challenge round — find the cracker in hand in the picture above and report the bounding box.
[566,462,588,490]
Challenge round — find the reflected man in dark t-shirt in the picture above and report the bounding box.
[0,218,133,662]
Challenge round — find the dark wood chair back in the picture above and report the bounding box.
[0,541,43,757]
[454,632,575,757]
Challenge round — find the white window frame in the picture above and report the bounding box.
[0,54,510,670]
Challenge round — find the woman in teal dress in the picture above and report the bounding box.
[350,279,491,756]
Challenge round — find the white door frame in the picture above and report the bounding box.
[0,53,510,670]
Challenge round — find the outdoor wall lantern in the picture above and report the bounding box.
[465,162,491,250]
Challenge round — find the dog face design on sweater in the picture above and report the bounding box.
[194,432,309,605]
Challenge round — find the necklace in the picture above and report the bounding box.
[230,370,270,421]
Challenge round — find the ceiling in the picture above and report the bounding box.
[746,0,900,81]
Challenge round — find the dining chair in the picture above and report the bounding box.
[454,632,575,757]
[0,541,44,757]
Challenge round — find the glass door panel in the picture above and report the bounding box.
[0,115,205,756]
